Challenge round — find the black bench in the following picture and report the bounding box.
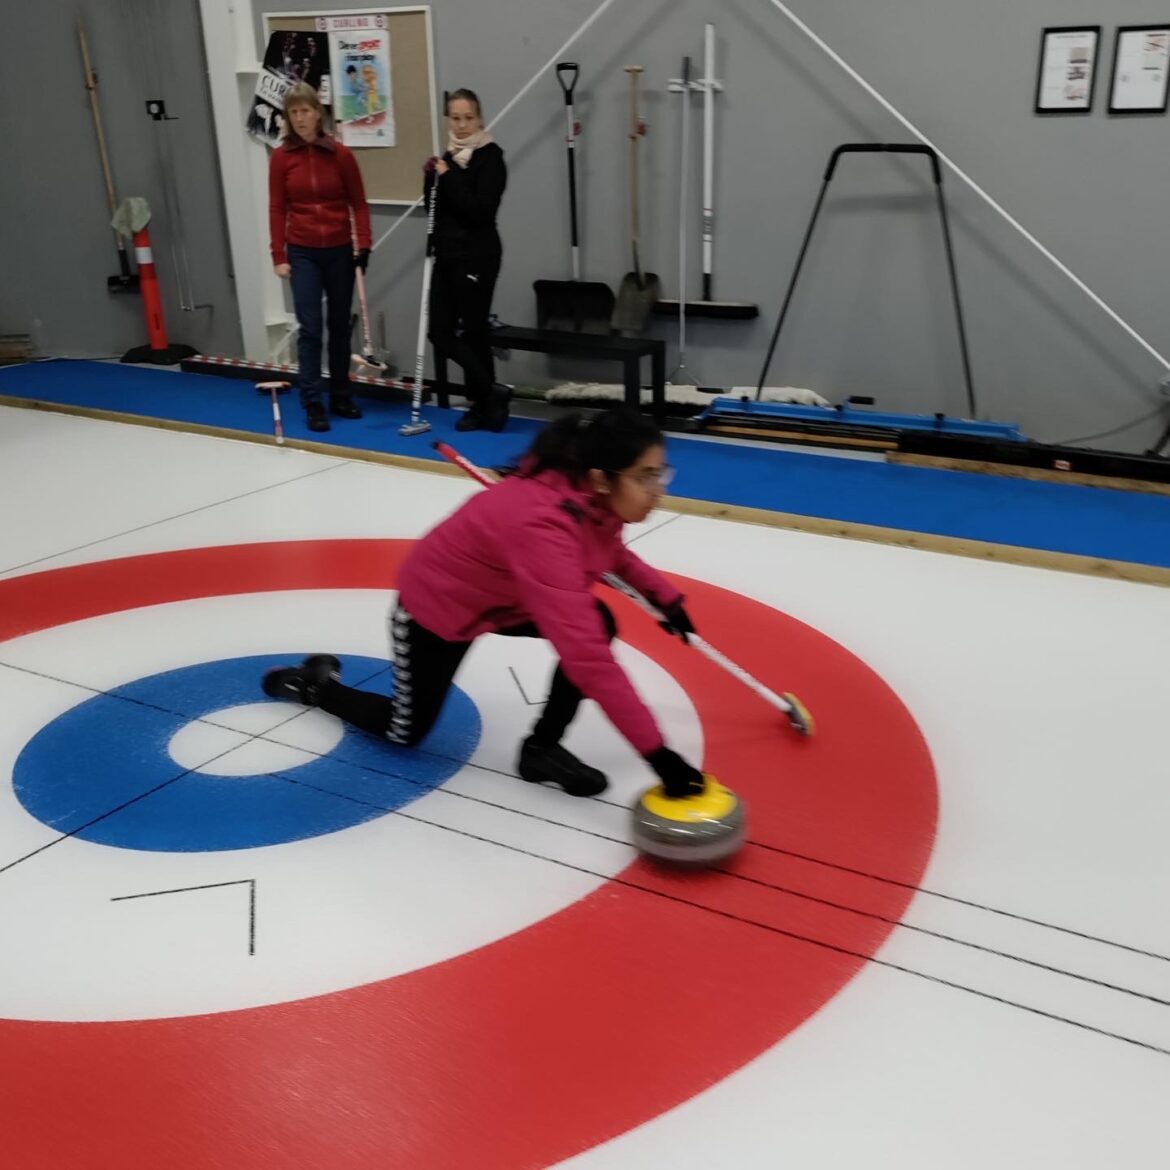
[433,326,666,418]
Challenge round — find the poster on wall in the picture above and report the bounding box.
[330,28,396,148]
[247,30,330,146]
[1109,26,1170,113]
[1034,26,1100,113]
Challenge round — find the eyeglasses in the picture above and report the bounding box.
[618,464,676,490]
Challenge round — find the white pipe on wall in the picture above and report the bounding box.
[198,0,273,360]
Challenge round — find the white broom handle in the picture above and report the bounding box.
[412,257,434,418]
[690,636,795,712]
[594,570,797,717]
[351,209,374,352]
[355,267,372,350]
[701,23,715,294]
[411,181,438,422]
[678,57,690,356]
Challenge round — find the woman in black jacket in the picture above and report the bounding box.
[425,89,510,432]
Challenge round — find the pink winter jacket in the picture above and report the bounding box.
[397,469,683,756]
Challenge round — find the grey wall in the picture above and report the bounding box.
[5,0,1170,452]
[0,0,241,360]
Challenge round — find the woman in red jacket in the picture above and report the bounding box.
[263,407,705,800]
[269,82,371,433]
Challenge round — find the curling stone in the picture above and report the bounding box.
[631,776,746,865]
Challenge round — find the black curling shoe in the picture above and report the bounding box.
[517,736,608,797]
[262,654,341,706]
[483,384,512,433]
[454,406,483,432]
[330,395,363,419]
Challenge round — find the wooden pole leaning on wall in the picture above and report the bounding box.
[78,19,139,293]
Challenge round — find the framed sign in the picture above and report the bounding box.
[1108,25,1170,113]
[1035,26,1101,113]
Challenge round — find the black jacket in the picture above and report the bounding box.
[424,142,507,262]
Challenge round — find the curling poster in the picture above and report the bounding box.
[331,29,395,148]
[247,30,330,147]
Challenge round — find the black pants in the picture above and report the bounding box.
[288,243,356,408]
[317,599,618,748]
[428,254,501,407]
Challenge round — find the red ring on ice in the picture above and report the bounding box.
[0,540,936,1169]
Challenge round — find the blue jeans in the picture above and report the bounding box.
[288,243,356,408]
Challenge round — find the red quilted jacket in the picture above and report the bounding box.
[268,134,371,264]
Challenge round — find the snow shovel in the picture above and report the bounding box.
[611,65,660,333]
[534,62,615,334]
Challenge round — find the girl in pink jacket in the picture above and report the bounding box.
[263,407,705,799]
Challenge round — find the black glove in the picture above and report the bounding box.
[354,248,370,273]
[657,599,695,643]
[644,746,705,799]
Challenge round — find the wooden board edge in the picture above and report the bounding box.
[888,450,1170,498]
[4,394,1165,588]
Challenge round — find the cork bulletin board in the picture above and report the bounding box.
[263,7,439,204]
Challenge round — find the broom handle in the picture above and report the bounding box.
[79,21,118,216]
[678,56,691,357]
[556,62,581,281]
[79,19,130,273]
[702,24,715,303]
[350,210,371,352]
[626,66,642,273]
[410,180,438,424]
[355,267,374,351]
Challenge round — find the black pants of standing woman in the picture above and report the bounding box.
[428,254,501,410]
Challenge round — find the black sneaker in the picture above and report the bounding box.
[262,654,341,706]
[306,402,331,432]
[517,736,608,797]
[330,395,363,419]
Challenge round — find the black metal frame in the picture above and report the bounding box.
[1148,414,1170,458]
[1108,26,1170,115]
[755,143,977,419]
[1034,26,1101,115]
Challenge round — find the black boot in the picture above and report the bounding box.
[262,654,341,706]
[483,384,512,433]
[455,403,484,432]
[306,402,330,433]
[330,395,363,419]
[517,736,608,797]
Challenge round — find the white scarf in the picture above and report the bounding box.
[446,129,495,168]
